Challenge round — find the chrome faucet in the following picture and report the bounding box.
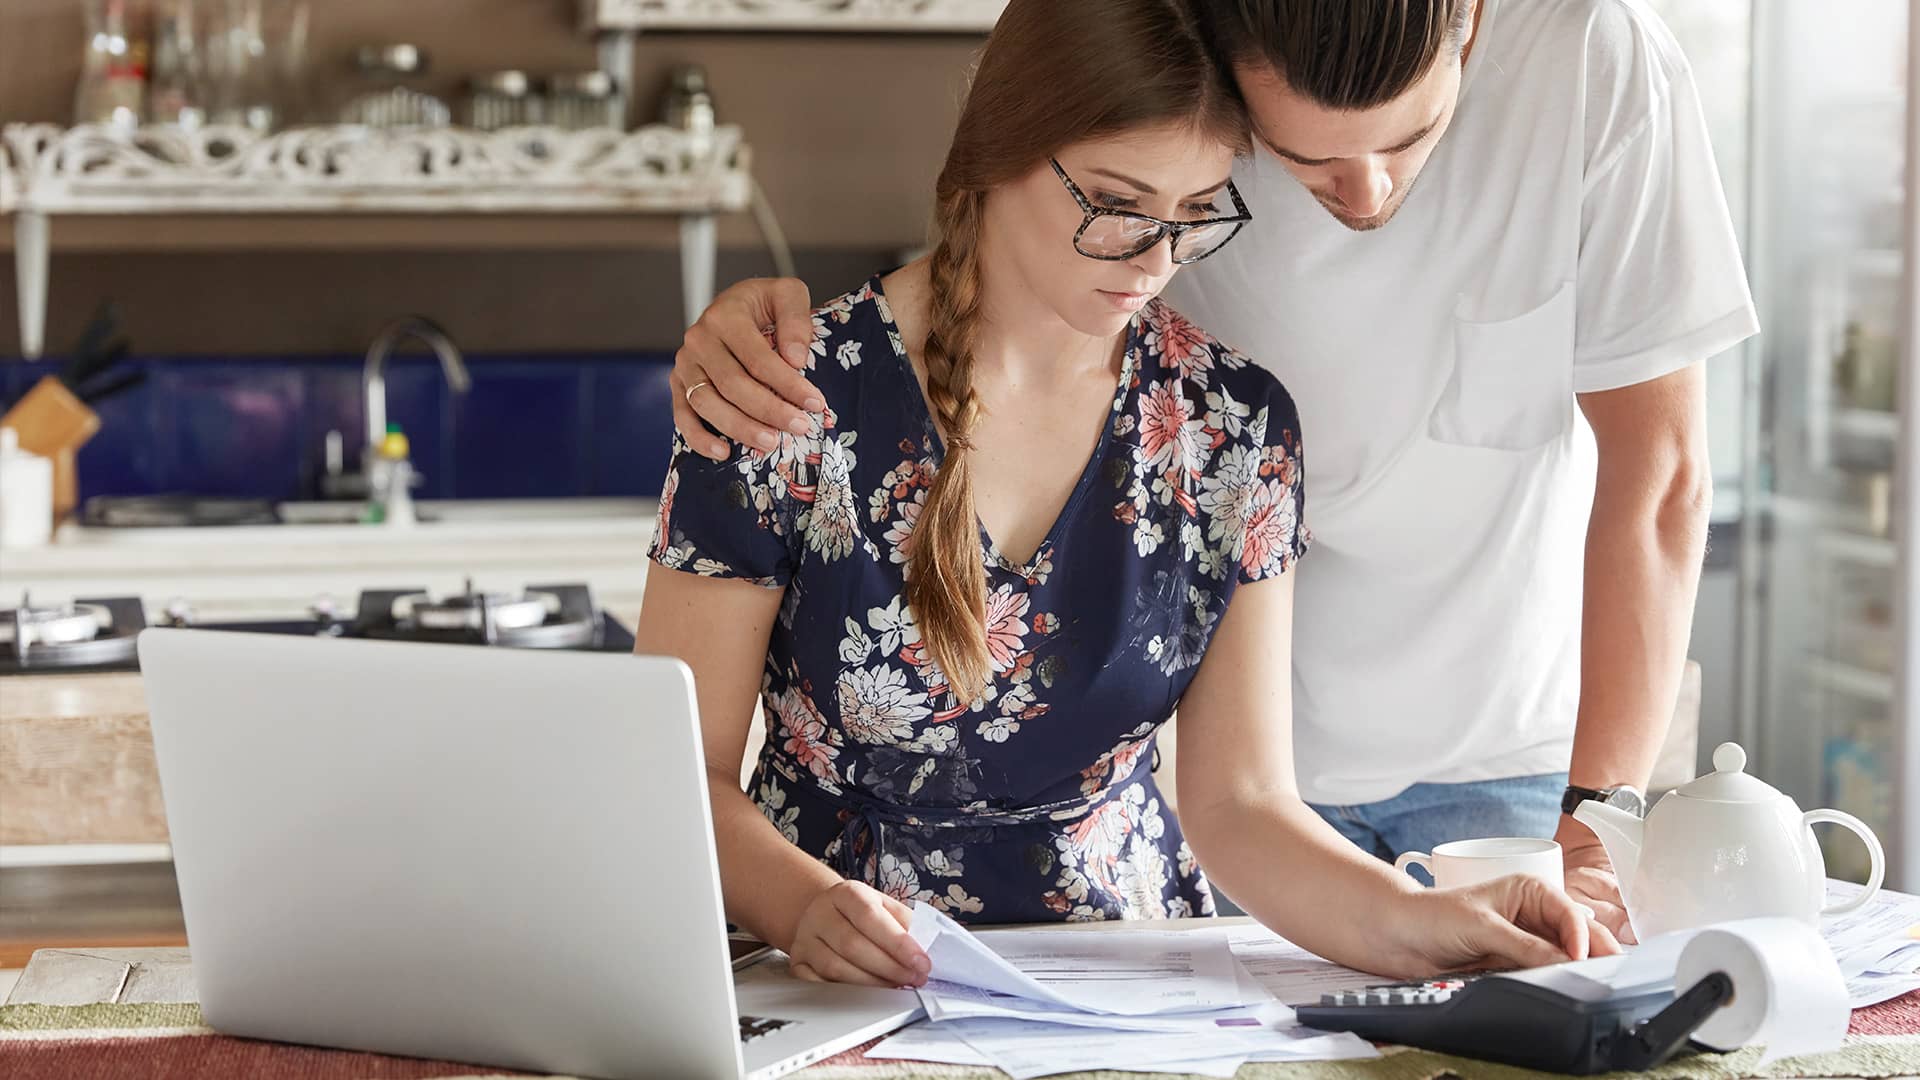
[364,315,472,452]
[321,316,472,500]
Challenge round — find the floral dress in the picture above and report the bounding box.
[650,276,1308,924]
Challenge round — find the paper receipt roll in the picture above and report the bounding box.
[1676,917,1850,1063]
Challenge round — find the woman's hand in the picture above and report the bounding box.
[672,277,825,461]
[1383,875,1623,977]
[787,880,932,989]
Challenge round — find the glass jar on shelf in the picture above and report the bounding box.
[74,0,151,129]
[465,70,541,131]
[543,71,622,131]
[201,0,285,132]
[147,0,207,128]
[337,44,450,129]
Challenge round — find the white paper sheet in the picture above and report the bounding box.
[902,908,1379,1078]
[1824,884,1920,969]
[1242,1028,1381,1063]
[943,1016,1373,1080]
[1220,924,1384,1006]
[911,903,1254,1015]
[875,1020,1251,1078]
[866,1021,994,1066]
[1846,970,1920,1008]
[868,1016,1374,1076]
[919,980,1287,1032]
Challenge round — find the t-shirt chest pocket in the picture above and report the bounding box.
[1430,280,1576,451]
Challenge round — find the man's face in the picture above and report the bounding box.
[1234,50,1466,232]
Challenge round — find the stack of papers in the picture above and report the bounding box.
[869,904,1378,1079]
[1476,883,1920,1010]
[1823,883,1920,1007]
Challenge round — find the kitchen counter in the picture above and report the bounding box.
[0,643,766,851]
[1,673,165,848]
[0,498,661,621]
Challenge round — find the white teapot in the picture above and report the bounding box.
[1574,742,1885,939]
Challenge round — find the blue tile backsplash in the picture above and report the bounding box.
[0,353,679,502]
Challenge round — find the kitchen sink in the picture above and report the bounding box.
[276,498,650,525]
[275,502,442,525]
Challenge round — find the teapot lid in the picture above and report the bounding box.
[1675,742,1782,803]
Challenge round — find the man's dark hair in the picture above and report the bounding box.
[1195,0,1476,110]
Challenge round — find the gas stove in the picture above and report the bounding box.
[0,583,635,676]
[0,596,147,673]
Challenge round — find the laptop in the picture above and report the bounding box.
[138,628,922,1080]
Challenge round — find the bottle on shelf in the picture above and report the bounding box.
[74,0,152,130]
[147,0,206,129]
[661,65,717,163]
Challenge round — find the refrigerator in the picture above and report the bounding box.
[1739,0,1919,888]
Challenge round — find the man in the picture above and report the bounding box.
[664,0,1755,940]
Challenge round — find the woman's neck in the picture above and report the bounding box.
[889,255,1124,390]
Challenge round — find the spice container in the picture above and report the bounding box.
[543,71,622,131]
[466,70,541,131]
[337,44,450,129]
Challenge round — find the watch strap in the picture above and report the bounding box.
[1561,784,1609,816]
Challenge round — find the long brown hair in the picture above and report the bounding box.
[908,0,1250,706]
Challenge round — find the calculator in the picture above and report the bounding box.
[1297,968,1735,1075]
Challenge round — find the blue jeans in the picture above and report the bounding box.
[1310,773,1568,886]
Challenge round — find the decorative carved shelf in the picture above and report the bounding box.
[580,0,1007,32]
[0,123,750,215]
[0,123,753,357]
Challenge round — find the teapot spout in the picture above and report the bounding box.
[1573,801,1644,892]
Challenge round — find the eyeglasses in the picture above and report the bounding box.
[1050,158,1251,265]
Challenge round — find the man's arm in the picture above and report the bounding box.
[1559,362,1712,935]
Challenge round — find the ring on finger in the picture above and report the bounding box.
[685,379,712,405]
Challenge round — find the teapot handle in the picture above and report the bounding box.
[1806,808,1886,915]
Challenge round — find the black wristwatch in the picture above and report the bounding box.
[1561,783,1646,818]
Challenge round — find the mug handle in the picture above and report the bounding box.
[1806,808,1886,915]
[1393,852,1433,885]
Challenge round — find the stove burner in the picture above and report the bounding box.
[396,580,561,634]
[358,582,604,649]
[0,583,630,677]
[0,594,144,671]
[0,602,106,646]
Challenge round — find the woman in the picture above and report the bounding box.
[635,0,1616,988]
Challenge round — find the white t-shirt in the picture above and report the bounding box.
[1165,0,1759,805]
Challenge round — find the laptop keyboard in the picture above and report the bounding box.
[740,1014,795,1043]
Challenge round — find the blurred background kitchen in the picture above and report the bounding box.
[0,0,1914,985]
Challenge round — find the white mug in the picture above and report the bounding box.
[1394,837,1564,891]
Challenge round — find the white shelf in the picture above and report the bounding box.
[582,0,1006,32]
[1768,492,1887,538]
[1,122,753,357]
[0,123,750,216]
[1815,527,1898,567]
[1849,248,1907,278]
[1805,656,1896,703]
[1834,407,1901,442]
